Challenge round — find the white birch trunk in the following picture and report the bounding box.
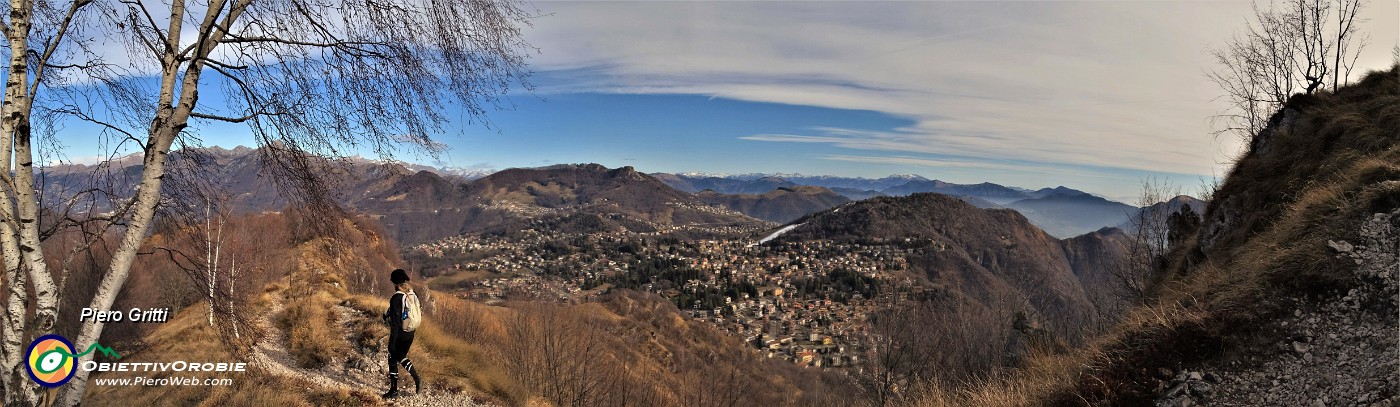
[0,1,47,404]
[60,123,180,406]
[229,258,239,339]
[209,213,223,327]
[206,204,215,326]
[60,1,251,403]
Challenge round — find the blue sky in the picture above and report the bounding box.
[41,1,1400,202]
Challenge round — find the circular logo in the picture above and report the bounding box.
[26,334,76,387]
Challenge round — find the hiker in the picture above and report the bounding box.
[381,268,424,399]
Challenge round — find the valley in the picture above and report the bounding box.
[41,147,1147,379]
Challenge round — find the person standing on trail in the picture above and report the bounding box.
[382,268,424,399]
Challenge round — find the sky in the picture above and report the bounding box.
[43,0,1400,202]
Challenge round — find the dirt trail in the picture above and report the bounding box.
[247,286,485,406]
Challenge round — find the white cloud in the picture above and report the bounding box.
[525,0,1398,181]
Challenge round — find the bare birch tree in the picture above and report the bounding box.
[0,0,536,405]
[1,1,103,404]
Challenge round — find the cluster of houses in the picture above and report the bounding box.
[404,222,933,370]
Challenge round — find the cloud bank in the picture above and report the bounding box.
[523,1,1397,183]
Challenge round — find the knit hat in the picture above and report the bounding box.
[390,269,410,285]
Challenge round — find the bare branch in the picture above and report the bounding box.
[118,0,174,57]
[48,105,136,139]
[1208,0,1369,142]
[190,111,257,123]
[29,0,93,101]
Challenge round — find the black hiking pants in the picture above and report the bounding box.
[388,331,416,374]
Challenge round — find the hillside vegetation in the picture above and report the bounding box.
[81,211,840,406]
[914,65,1400,406]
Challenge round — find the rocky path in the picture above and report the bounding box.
[246,289,363,393]
[247,285,487,406]
[1157,210,1399,407]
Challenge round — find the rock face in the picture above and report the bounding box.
[1156,210,1400,407]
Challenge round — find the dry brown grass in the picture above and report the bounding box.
[344,294,527,406]
[909,65,1400,406]
[280,290,348,369]
[83,306,378,407]
[276,239,356,369]
[429,294,512,344]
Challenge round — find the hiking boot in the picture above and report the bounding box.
[409,370,422,393]
[383,374,399,399]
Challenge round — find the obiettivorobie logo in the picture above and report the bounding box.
[25,334,121,388]
[26,333,245,388]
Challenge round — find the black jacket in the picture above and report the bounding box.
[383,292,405,342]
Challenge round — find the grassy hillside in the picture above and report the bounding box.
[82,210,840,406]
[913,65,1400,406]
[84,228,521,406]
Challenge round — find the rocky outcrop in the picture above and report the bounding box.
[1157,209,1399,407]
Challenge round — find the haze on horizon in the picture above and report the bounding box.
[45,1,1399,202]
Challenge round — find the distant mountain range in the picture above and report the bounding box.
[650,174,799,195]
[41,146,1202,244]
[650,172,1183,237]
[653,172,1114,203]
[674,172,928,191]
[341,163,770,243]
[695,186,851,223]
[41,148,766,245]
[880,180,1032,203]
[1003,191,1138,239]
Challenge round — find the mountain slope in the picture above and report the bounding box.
[459,164,762,230]
[695,186,850,222]
[829,187,884,201]
[667,173,928,191]
[1116,195,1207,233]
[86,213,839,406]
[1006,191,1137,238]
[44,154,767,245]
[773,193,1128,344]
[880,180,1033,204]
[652,173,799,194]
[919,65,1400,406]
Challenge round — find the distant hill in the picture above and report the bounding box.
[879,180,1038,204]
[42,150,764,245]
[40,146,423,214]
[828,187,884,201]
[652,173,798,194]
[764,173,929,191]
[953,195,1006,209]
[695,186,850,223]
[1005,191,1138,238]
[772,193,1130,343]
[655,173,929,195]
[360,164,764,243]
[652,173,1135,234]
[1116,195,1207,233]
[1028,186,1088,199]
